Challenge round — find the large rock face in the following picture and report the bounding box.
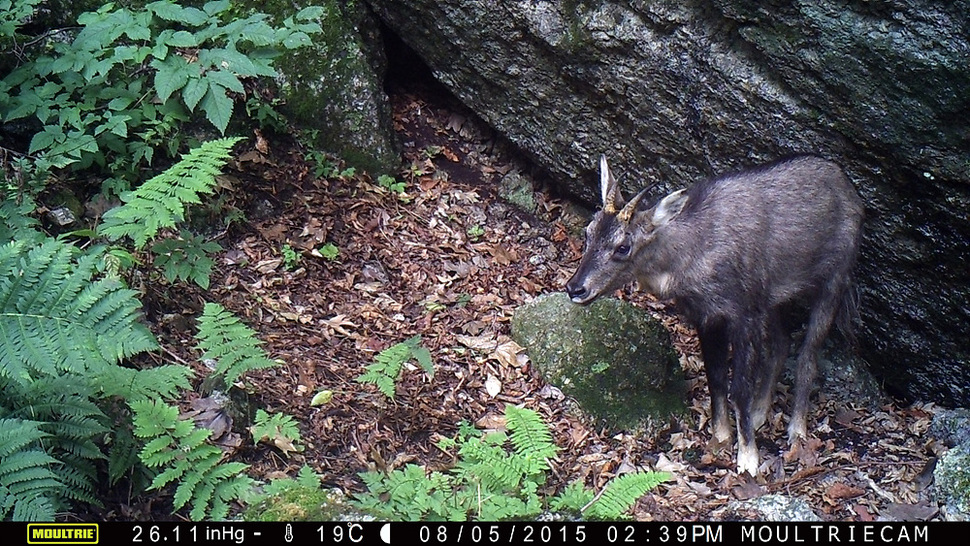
[366,0,970,407]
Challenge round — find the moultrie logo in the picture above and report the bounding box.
[26,524,98,545]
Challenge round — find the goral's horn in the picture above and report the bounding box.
[616,189,649,224]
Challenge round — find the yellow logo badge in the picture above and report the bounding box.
[27,524,98,545]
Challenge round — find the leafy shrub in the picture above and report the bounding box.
[377,174,405,193]
[0,0,322,187]
[0,0,322,522]
[151,233,223,290]
[354,405,671,520]
[281,244,300,270]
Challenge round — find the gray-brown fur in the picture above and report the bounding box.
[566,155,864,475]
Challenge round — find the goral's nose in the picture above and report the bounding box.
[565,283,589,302]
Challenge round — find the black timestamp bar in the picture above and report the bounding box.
[394,522,963,545]
[6,521,970,545]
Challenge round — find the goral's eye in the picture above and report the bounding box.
[615,244,631,256]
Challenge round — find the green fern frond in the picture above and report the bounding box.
[250,410,302,452]
[0,240,159,388]
[0,196,42,245]
[5,489,55,522]
[0,419,50,457]
[549,480,596,513]
[195,303,277,387]
[0,419,62,521]
[99,137,243,249]
[107,426,143,486]
[355,335,433,399]
[101,364,193,401]
[131,398,254,519]
[505,405,558,464]
[584,471,672,520]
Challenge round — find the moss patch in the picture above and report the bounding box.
[512,293,686,431]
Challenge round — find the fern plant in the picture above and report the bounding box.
[0,238,192,520]
[195,302,278,389]
[250,409,302,454]
[132,399,253,520]
[353,404,671,521]
[99,137,242,250]
[355,335,434,399]
[0,418,63,521]
[97,137,240,289]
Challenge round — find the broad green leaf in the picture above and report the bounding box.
[282,31,312,50]
[107,97,134,111]
[181,77,208,112]
[310,390,333,406]
[200,86,232,134]
[28,128,60,154]
[205,69,243,93]
[149,2,208,26]
[203,0,230,16]
[295,6,325,20]
[201,48,273,78]
[166,30,198,47]
[148,1,185,22]
[153,58,193,103]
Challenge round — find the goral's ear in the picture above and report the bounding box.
[652,189,688,226]
[600,155,624,213]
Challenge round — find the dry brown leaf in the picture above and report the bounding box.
[322,314,357,337]
[485,374,502,398]
[834,407,862,428]
[853,503,875,521]
[254,129,269,154]
[490,339,523,369]
[730,480,765,501]
[255,258,283,273]
[824,482,865,503]
[487,244,518,265]
[784,436,823,468]
[456,333,497,350]
[475,413,506,430]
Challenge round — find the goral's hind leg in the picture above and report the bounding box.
[752,312,789,430]
[789,284,843,442]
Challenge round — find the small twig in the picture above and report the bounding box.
[767,460,925,492]
[159,344,193,367]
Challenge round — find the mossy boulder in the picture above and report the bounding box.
[511,293,685,431]
[245,0,400,174]
[935,444,970,521]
